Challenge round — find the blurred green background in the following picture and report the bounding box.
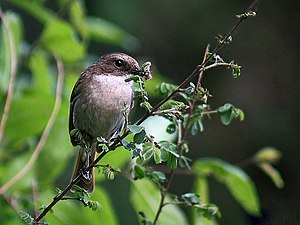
[0,0,299,225]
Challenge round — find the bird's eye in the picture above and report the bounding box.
[115,59,124,67]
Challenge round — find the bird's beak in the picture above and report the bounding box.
[131,67,142,75]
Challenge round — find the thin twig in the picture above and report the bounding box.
[182,45,210,143]
[153,170,175,225]
[196,45,210,90]
[0,55,64,195]
[34,176,81,223]
[34,149,108,223]
[204,62,236,71]
[152,44,210,225]
[0,6,17,143]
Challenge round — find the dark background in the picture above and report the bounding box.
[2,0,299,224]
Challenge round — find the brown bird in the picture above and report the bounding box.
[69,52,141,193]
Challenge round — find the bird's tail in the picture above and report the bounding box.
[70,146,96,193]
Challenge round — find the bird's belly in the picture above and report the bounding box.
[73,76,132,140]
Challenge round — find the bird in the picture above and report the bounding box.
[69,52,141,193]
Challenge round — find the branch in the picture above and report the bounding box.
[152,45,210,225]
[182,45,210,143]
[151,1,260,223]
[34,149,108,223]
[0,6,17,143]
[0,55,64,195]
[153,170,175,224]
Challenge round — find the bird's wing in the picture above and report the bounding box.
[69,73,85,146]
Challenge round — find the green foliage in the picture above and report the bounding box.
[0,1,283,225]
[217,103,245,125]
[69,1,89,40]
[41,19,85,62]
[9,0,56,23]
[130,179,189,225]
[18,212,33,225]
[85,16,139,49]
[128,125,147,144]
[97,164,121,180]
[126,68,153,111]
[193,158,260,216]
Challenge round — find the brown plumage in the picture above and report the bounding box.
[69,53,140,193]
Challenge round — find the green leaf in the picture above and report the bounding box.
[4,49,56,140]
[35,105,71,185]
[193,158,260,216]
[29,50,52,94]
[178,156,192,169]
[217,103,244,125]
[41,19,85,62]
[158,82,178,96]
[85,16,139,49]
[253,146,282,164]
[181,193,201,205]
[132,165,146,179]
[121,139,141,158]
[120,139,135,150]
[231,63,241,78]
[102,166,115,180]
[18,211,34,224]
[194,177,210,204]
[159,141,179,169]
[167,155,178,169]
[153,147,162,164]
[134,130,146,144]
[0,150,34,192]
[160,100,187,111]
[69,1,88,40]
[191,118,204,135]
[160,148,169,161]
[257,162,284,189]
[140,142,155,162]
[87,200,103,212]
[130,179,189,225]
[128,124,145,134]
[4,93,54,140]
[147,171,166,183]
[9,0,56,23]
[139,142,162,164]
[160,142,179,158]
